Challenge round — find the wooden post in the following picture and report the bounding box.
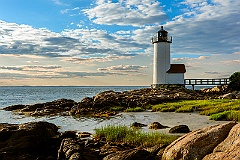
[192,85,195,90]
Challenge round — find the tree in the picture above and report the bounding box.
[228,72,240,91]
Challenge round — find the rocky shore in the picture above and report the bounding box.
[1,85,240,159]
[0,121,239,160]
[3,85,239,117]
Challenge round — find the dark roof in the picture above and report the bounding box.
[167,64,186,73]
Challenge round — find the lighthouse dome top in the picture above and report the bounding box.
[158,26,168,33]
[151,26,172,44]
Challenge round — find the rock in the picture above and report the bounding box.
[3,98,76,117]
[219,93,235,99]
[0,121,60,160]
[58,138,104,160]
[60,131,77,139]
[131,122,147,128]
[169,125,190,133]
[148,122,168,129]
[103,149,154,160]
[3,104,26,111]
[162,122,236,160]
[203,123,240,160]
[233,91,240,99]
[78,132,92,138]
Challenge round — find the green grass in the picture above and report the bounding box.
[109,106,125,112]
[151,99,240,121]
[94,125,179,147]
[210,110,240,121]
[125,107,145,112]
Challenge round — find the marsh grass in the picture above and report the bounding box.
[94,125,179,147]
[109,106,125,112]
[125,107,145,112]
[210,110,240,121]
[151,99,240,121]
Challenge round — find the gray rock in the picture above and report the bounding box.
[162,122,236,160]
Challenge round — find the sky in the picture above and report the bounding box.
[0,0,239,86]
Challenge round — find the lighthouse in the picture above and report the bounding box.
[151,26,186,88]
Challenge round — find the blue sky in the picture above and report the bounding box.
[0,0,239,86]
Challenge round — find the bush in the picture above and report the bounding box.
[228,72,240,91]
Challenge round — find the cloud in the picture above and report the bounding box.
[83,0,168,26]
[97,64,148,72]
[165,0,240,55]
[52,0,68,6]
[0,21,144,63]
[0,65,64,78]
[172,56,209,61]
[58,71,121,78]
[233,52,240,55]
[204,71,221,75]
[0,54,46,59]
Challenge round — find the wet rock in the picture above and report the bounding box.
[148,122,168,129]
[3,98,76,117]
[3,104,26,111]
[169,125,190,133]
[203,123,240,160]
[162,122,236,160]
[131,122,147,128]
[0,121,60,160]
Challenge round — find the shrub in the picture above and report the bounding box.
[228,72,240,91]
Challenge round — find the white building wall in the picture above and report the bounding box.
[167,73,185,84]
[153,42,170,84]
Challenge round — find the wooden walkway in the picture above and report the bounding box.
[184,78,229,90]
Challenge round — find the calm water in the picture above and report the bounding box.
[0,86,222,133]
[0,86,147,108]
[0,86,146,131]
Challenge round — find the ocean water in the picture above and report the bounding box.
[0,86,146,131]
[0,85,222,133]
[0,86,147,108]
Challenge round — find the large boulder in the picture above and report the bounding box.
[162,122,236,160]
[203,123,240,160]
[0,121,60,160]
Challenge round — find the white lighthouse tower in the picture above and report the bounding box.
[151,26,186,88]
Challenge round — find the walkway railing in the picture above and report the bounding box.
[184,78,229,90]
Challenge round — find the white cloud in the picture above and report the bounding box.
[0,20,144,63]
[98,64,147,72]
[173,56,209,61]
[83,0,168,26]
